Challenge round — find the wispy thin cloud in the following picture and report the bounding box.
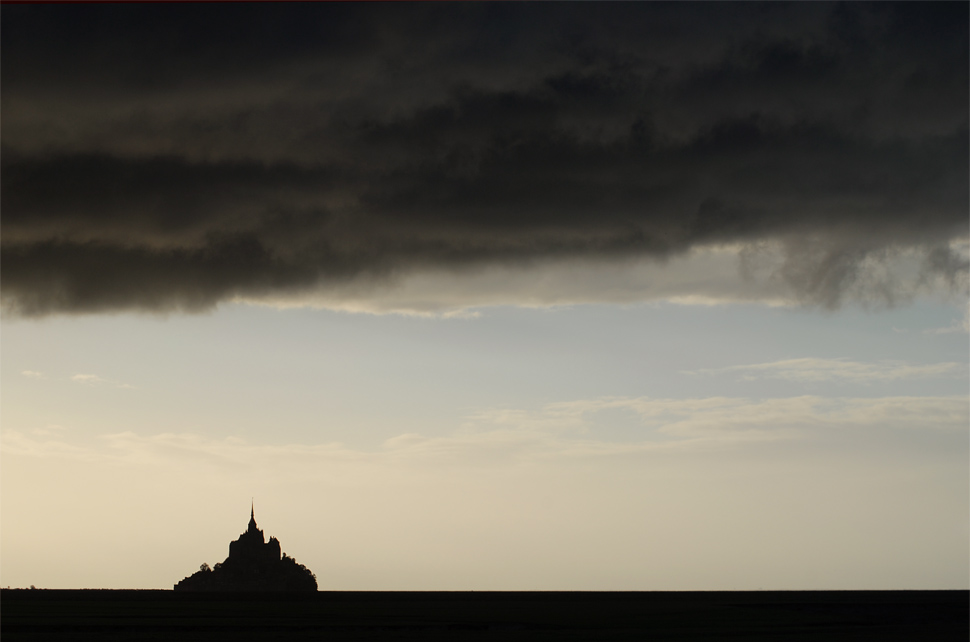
[21,370,44,379]
[3,395,964,470]
[30,424,68,437]
[686,358,967,383]
[70,373,135,389]
[71,374,106,384]
[924,302,970,335]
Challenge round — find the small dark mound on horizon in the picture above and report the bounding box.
[175,507,317,592]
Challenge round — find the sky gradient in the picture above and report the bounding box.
[1,2,967,590]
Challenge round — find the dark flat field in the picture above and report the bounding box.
[2,589,967,641]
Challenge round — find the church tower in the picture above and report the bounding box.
[248,501,259,535]
[230,501,274,563]
[175,500,314,591]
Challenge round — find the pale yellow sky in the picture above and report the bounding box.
[2,298,967,590]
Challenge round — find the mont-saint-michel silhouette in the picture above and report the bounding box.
[174,504,317,591]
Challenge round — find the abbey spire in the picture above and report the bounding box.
[248,500,258,534]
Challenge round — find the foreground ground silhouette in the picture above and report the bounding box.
[3,590,966,641]
[174,505,316,592]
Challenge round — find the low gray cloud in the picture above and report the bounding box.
[687,359,968,383]
[1,3,966,315]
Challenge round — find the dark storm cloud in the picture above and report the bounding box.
[1,2,967,315]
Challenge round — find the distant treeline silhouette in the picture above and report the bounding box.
[175,506,316,592]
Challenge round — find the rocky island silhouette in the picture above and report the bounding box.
[175,504,317,591]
